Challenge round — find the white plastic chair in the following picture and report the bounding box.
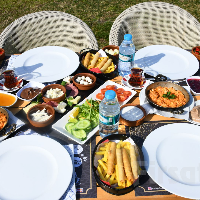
[109,2,200,50]
[0,11,98,54]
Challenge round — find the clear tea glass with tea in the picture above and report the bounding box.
[128,68,144,87]
[2,70,19,89]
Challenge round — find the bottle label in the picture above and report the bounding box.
[119,53,133,62]
[99,113,120,125]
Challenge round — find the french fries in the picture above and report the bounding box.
[95,140,140,189]
[82,53,115,73]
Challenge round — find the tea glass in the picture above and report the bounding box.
[128,68,145,87]
[2,70,19,89]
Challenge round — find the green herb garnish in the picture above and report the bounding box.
[162,91,176,99]
[61,81,66,86]
[32,93,42,104]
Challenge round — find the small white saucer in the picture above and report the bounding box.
[0,79,23,92]
[121,74,147,89]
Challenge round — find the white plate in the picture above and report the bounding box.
[13,46,79,83]
[142,123,200,199]
[53,80,137,144]
[16,81,45,101]
[0,135,72,200]
[0,91,17,107]
[135,45,199,80]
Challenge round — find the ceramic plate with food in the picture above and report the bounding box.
[53,80,137,144]
[53,98,100,144]
[94,80,137,105]
[16,81,45,101]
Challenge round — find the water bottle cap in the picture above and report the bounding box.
[124,34,132,40]
[105,90,116,100]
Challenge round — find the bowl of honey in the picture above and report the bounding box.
[0,91,17,107]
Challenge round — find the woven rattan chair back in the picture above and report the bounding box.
[109,2,200,50]
[0,11,98,54]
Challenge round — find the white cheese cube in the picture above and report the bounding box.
[80,80,85,85]
[83,81,89,85]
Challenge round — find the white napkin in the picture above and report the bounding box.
[0,109,25,142]
[7,55,19,70]
[98,49,107,57]
[139,81,194,120]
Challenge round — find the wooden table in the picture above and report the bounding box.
[6,75,200,200]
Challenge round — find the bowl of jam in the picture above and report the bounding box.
[186,76,200,95]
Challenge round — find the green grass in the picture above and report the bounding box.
[0,0,200,48]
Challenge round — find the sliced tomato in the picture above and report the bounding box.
[106,85,116,90]
[117,94,128,102]
[101,88,108,94]
[116,88,125,94]
[123,91,132,97]
[96,93,104,100]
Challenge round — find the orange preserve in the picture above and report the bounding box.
[0,93,16,106]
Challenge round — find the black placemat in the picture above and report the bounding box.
[52,134,97,198]
[126,120,190,196]
[74,136,97,198]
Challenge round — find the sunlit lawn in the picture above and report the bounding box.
[0,0,199,48]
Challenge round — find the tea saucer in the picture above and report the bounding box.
[121,74,147,89]
[0,79,23,92]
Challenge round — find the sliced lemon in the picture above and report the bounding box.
[69,107,79,119]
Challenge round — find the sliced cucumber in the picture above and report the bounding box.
[65,122,75,133]
[74,119,91,130]
[72,129,87,139]
[68,118,78,123]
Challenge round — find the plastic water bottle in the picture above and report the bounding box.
[99,90,120,138]
[118,34,135,77]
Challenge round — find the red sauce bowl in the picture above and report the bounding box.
[186,76,200,95]
[192,46,200,60]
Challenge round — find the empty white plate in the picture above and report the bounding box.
[142,123,200,199]
[0,135,72,200]
[135,45,199,80]
[13,46,79,83]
